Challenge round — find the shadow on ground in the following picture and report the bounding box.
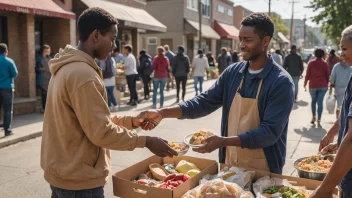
[294,126,327,143]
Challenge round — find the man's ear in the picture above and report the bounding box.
[92,30,99,42]
[263,36,271,47]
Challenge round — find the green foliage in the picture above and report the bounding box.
[309,0,352,45]
[270,12,289,35]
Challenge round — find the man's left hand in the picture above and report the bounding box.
[309,186,334,198]
[193,135,225,153]
[132,116,145,128]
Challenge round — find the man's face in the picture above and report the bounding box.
[43,48,51,57]
[94,25,117,60]
[340,37,352,66]
[123,48,128,55]
[239,26,270,61]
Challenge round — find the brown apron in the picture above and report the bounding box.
[225,78,270,171]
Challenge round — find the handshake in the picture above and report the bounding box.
[130,110,179,158]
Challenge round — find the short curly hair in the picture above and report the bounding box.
[77,7,118,42]
[241,13,274,39]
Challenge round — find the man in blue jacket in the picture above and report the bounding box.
[0,43,18,136]
[138,13,294,174]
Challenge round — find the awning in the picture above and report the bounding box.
[278,32,290,43]
[185,19,220,40]
[80,0,166,32]
[214,21,239,39]
[0,0,75,19]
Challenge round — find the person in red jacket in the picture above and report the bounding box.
[152,46,170,108]
[304,48,330,126]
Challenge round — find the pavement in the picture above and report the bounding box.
[0,77,337,198]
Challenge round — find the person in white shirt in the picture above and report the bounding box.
[123,45,138,106]
[192,49,209,95]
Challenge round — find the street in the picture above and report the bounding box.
[0,78,336,198]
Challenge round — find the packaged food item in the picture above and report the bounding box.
[176,160,200,174]
[186,169,201,178]
[155,173,191,190]
[182,179,254,198]
[253,176,311,198]
[132,174,163,187]
[163,164,179,174]
[149,163,169,181]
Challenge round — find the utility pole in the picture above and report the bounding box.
[268,0,271,16]
[303,15,306,49]
[289,1,298,45]
[198,0,202,50]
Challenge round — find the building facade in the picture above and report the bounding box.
[233,5,253,30]
[144,0,220,60]
[0,0,76,115]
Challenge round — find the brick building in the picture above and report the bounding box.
[0,0,76,115]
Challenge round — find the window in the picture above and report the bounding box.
[227,9,233,16]
[201,0,210,17]
[0,16,8,45]
[147,37,157,57]
[217,5,225,13]
[147,37,157,45]
[187,0,197,10]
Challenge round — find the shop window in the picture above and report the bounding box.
[0,16,8,45]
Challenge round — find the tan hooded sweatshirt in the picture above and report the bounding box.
[40,45,146,190]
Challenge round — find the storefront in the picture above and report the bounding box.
[0,0,75,115]
[214,20,239,55]
[75,0,167,55]
[184,19,220,60]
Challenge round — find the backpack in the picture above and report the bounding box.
[102,58,114,79]
[139,56,153,76]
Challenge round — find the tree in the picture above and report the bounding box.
[309,0,352,45]
[270,12,289,36]
[307,29,320,48]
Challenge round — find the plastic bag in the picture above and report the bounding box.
[326,94,336,114]
[182,179,254,198]
[253,176,311,198]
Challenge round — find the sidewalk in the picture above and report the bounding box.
[0,78,201,148]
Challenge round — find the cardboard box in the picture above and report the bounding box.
[219,164,341,197]
[113,156,218,198]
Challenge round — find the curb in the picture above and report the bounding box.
[0,131,42,149]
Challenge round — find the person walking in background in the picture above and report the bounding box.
[304,48,330,126]
[206,52,216,68]
[122,45,138,106]
[97,53,118,112]
[327,49,340,74]
[192,49,209,96]
[272,49,283,66]
[113,48,124,64]
[138,50,153,100]
[284,45,304,102]
[173,45,190,103]
[164,45,175,91]
[232,51,239,63]
[0,43,18,137]
[330,60,352,119]
[152,46,170,108]
[36,44,51,113]
[217,47,231,74]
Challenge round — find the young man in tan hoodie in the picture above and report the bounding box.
[40,7,177,197]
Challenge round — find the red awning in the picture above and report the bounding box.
[0,0,75,19]
[214,21,239,39]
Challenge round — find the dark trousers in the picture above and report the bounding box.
[142,75,151,97]
[343,190,352,198]
[37,86,47,109]
[175,76,187,100]
[50,185,104,198]
[0,89,14,134]
[126,74,138,102]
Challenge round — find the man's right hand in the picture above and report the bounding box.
[320,143,338,155]
[138,110,163,131]
[319,134,335,151]
[146,137,178,157]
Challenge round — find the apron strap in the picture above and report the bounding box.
[237,78,244,92]
[256,79,263,99]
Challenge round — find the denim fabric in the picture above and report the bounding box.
[309,88,328,120]
[105,86,117,107]
[194,76,204,95]
[291,76,300,99]
[153,78,167,107]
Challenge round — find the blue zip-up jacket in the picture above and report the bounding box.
[0,54,18,89]
[179,57,294,174]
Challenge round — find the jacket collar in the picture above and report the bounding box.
[239,55,275,79]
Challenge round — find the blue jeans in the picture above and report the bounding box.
[309,88,328,120]
[50,185,104,198]
[105,86,117,107]
[194,76,204,95]
[153,78,167,108]
[292,76,300,99]
[0,89,13,134]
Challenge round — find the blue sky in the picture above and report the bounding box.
[231,0,320,27]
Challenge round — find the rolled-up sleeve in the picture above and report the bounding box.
[179,69,227,119]
[238,81,294,149]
